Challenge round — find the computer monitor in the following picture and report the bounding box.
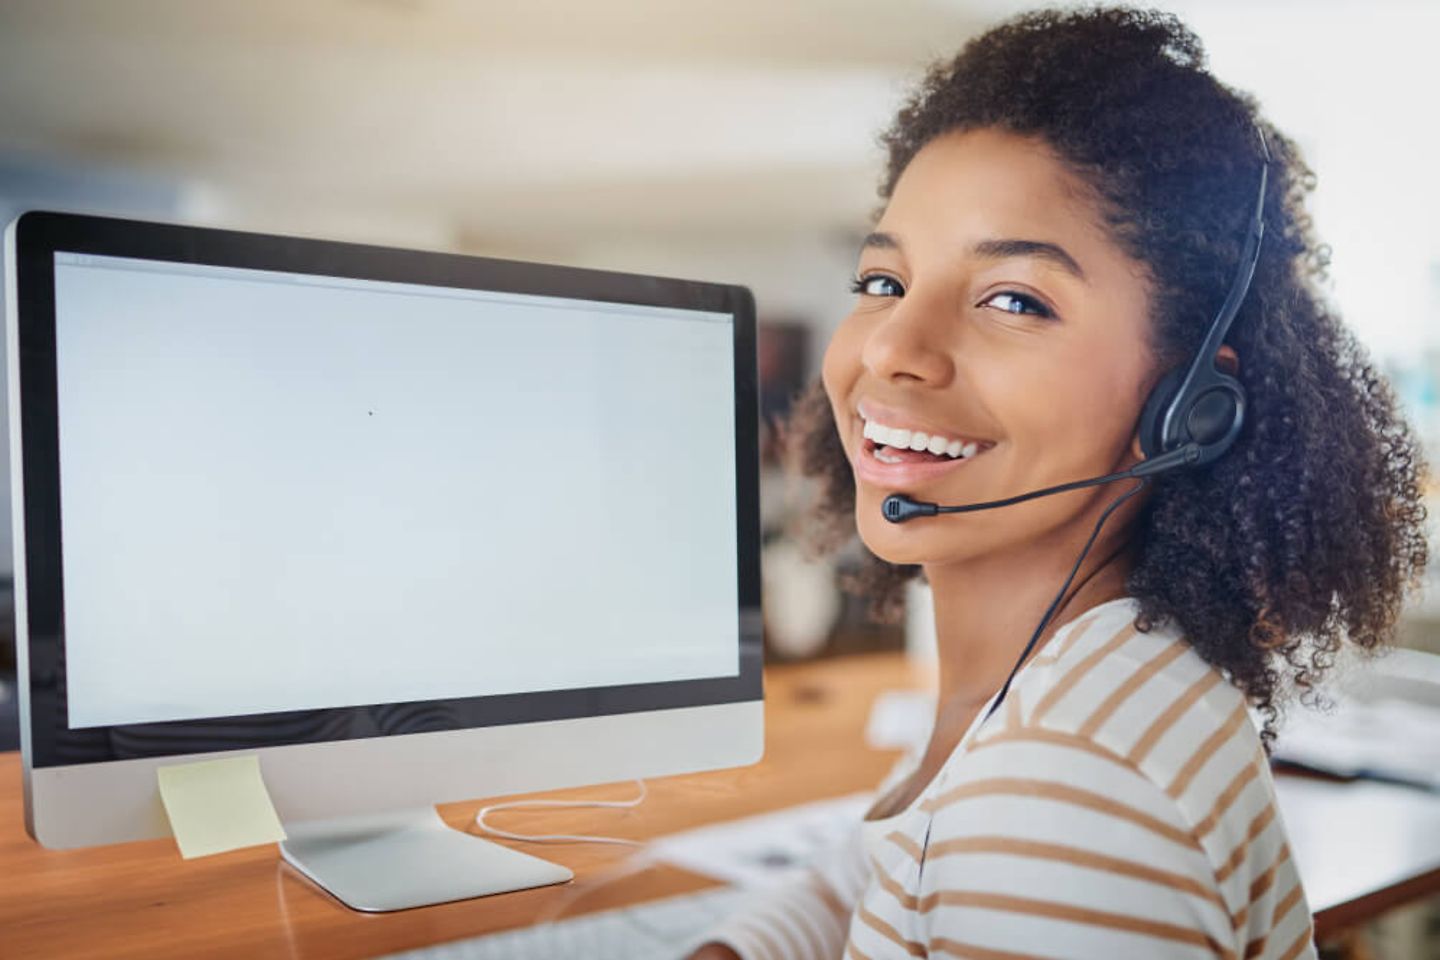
[5,211,763,911]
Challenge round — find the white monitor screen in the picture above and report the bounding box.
[51,252,740,729]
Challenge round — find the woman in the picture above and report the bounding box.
[694,7,1429,960]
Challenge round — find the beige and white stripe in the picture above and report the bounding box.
[706,597,1317,959]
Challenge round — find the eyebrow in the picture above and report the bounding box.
[860,231,1088,283]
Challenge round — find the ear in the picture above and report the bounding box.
[1130,371,1163,462]
[1130,346,1243,460]
[1129,413,1148,462]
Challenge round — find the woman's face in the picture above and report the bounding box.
[822,127,1158,566]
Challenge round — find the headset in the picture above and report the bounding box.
[881,126,1271,721]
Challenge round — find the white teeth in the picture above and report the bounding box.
[860,407,989,461]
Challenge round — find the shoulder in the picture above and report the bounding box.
[1002,597,1256,799]
[995,599,1268,853]
[908,598,1315,958]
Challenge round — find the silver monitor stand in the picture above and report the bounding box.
[280,807,572,912]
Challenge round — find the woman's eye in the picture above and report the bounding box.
[848,274,905,298]
[981,290,1053,319]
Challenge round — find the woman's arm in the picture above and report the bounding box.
[689,826,870,960]
[688,731,925,958]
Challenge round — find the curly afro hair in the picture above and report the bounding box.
[784,6,1430,746]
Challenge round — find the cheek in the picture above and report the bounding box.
[820,317,858,385]
[820,319,866,434]
[1003,353,1146,463]
[957,323,1128,442]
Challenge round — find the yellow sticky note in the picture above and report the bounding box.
[156,755,287,859]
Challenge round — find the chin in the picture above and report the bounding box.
[855,504,967,567]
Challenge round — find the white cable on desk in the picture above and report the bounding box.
[474,780,648,846]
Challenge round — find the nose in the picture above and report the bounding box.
[860,293,955,386]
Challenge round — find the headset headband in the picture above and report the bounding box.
[1151,125,1270,458]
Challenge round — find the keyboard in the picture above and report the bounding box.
[378,884,747,960]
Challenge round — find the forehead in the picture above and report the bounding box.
[881,127,1116,256]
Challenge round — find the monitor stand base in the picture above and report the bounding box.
[279,806,573,912]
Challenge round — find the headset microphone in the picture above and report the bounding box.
[880,443,1200,523]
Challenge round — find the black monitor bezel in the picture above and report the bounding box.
[11,210,763,769]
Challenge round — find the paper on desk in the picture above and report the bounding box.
[1271,696,1440,790]
[652,692,934,890]
[653,793,870,889]
[156,755,287,859]
[865,690,934,750]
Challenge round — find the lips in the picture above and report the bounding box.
[848,398,996,494]
[853,430,986,491]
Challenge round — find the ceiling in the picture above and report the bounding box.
[0,0,1007,253]
[2,0,1435,356]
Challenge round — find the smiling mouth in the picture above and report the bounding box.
[860,415,995,465]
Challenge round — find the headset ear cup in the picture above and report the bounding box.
[1137,368,1186,458]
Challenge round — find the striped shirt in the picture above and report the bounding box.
[706,596,1318,959]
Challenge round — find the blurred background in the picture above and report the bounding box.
[0,0,1437,953]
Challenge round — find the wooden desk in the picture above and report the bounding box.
[3,653,1439,959]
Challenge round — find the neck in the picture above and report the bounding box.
[923,503,1137,713]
